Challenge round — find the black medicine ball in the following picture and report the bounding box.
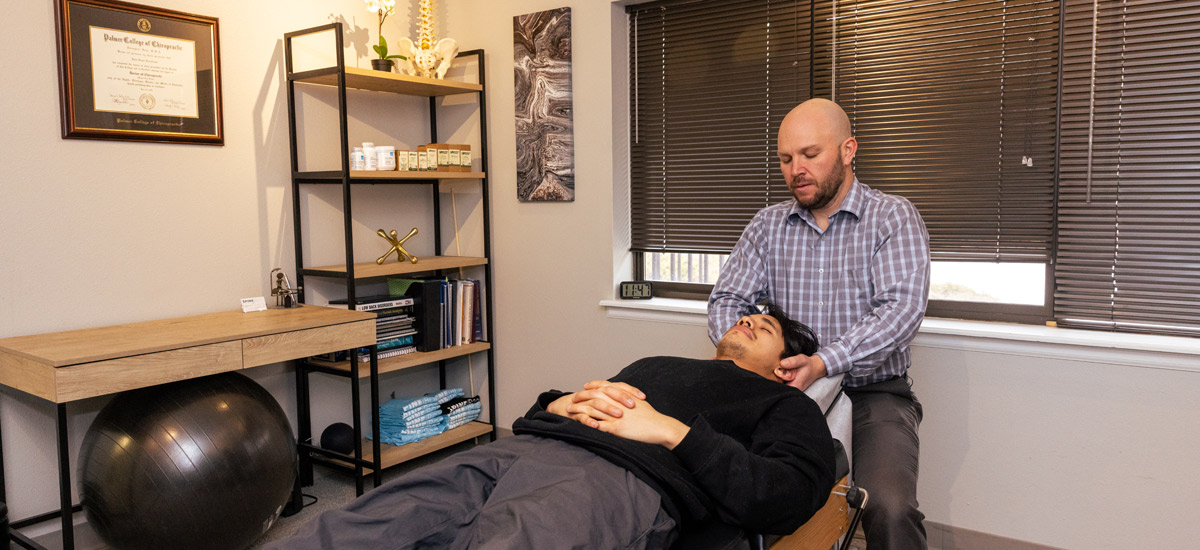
[320,422,356,455]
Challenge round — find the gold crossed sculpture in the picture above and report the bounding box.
[376,228,419,265]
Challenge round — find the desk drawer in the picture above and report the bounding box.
[54,341,242,402]
[242,320,376,368]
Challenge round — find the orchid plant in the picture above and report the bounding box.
[366,0,406,61]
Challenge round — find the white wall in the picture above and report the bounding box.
[911,336,1200,549]
[0,0,490,521]
[455,0,717,427]
[3,1,1199,548]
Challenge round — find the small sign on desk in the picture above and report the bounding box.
[241,297,268,313]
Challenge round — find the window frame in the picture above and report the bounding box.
[629,0,1200,337]
[639,263,1055,324]
[925,263,1055,324]
[630,0,1062,326]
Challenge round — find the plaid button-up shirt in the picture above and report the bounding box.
[708,180,930,388]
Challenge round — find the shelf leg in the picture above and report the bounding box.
[296,362,314,487]
[0,393,11,549]
[370,346,382,489]
[54,404,73,550]
[283,360,310,517]
[0,392,7,504]
[350,356,364,497]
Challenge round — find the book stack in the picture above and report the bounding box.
[446,279,485,348]
[320,295,419,363]
[369,388,474,447]
[387,277,487,351]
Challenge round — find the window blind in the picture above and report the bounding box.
[811,0,1061,262]
[629,0,812,254]
[1056,0,1200,335]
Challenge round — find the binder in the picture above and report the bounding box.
[392,279,444,352]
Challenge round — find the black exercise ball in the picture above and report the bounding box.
[79,372,297,550]
[319,422,355,455]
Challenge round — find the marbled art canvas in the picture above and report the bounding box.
[514,7,575,201]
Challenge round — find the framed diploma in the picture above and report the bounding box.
[55,0,223,145]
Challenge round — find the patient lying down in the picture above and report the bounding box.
[270,303,836,550]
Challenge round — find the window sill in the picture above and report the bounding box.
[599,298,1200,373]
[600,298,708,326]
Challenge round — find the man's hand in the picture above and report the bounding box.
[594,398,690,450]
[546,381,646,429]
[778,353,828,391]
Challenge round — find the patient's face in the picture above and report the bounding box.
[715,314,786,379]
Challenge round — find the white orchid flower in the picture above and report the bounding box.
[365,0,395,16]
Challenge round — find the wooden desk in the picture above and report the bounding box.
[0,306,376,550]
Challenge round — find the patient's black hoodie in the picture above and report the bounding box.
[512,356,836,535]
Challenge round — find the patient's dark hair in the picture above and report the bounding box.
[762,302,819,358]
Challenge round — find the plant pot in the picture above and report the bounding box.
[371,59,395,72]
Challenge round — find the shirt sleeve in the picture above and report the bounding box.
[708,213,770,345]
[817,201,930,377]
[522,389,569,418]
[670,395,837,534]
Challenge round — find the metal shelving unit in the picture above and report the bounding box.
[283,22,496,496]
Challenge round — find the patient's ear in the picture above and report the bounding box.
[773,363,797,382]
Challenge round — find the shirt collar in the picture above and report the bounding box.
[786,178,866,226]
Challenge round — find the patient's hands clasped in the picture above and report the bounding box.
[548,381,690,450]
[547,380,643,427]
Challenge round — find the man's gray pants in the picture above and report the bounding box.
[848,376,927,550]
[271,434,677,550]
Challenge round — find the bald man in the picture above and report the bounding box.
[708,98,931,550]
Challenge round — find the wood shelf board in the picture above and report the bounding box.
[309,341,491,377]
[330,422,493,473]
[294,171,486,183]
[303,256,488,279]
[0,306,375,368]
[350,171,486,180]
[292,66,482,97]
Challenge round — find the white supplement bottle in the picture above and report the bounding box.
[362,142,377,171]
[377,146,396,171]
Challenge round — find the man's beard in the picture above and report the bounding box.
[792,158,845,211]
[715,338,745,361]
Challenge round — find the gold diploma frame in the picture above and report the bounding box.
[55,0,223,144]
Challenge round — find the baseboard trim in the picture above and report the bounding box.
[928,522,1065,550]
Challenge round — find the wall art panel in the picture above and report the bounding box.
[513,7,574,201]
